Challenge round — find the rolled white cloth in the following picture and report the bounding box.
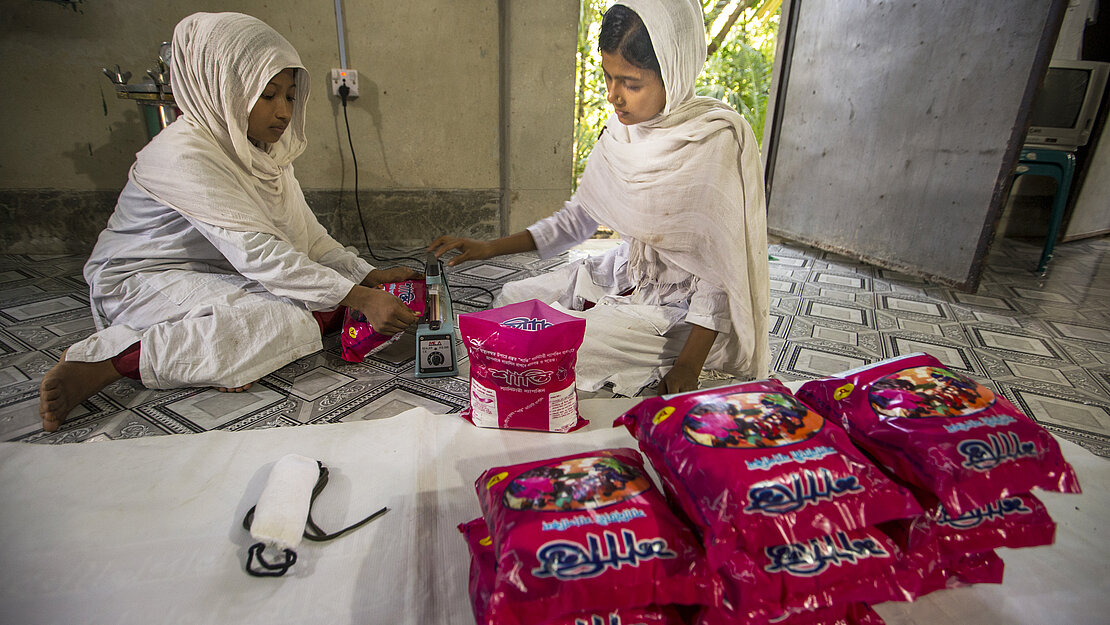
[250,454,321,553]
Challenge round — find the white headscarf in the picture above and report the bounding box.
[128,12,320,250]
[575,0,771,379]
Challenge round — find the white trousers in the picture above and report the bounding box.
[495,260,690,396]
[66,269,323,389]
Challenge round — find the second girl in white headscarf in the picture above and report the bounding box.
[430,0,769,395]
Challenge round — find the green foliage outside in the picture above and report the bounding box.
[573,0,781,190]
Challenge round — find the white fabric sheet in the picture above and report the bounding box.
[497,240,732,395]
[0,400,1106,625]
[525,201,731,329]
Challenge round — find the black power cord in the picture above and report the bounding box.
[338,82,495,309]
[338,83,422,267]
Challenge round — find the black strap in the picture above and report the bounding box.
[245,542,297,577]
[243,461,389,576]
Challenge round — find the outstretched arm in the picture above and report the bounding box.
[427,230,538,266]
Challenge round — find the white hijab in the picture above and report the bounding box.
[129,12,320,250]
[575,0,770,379]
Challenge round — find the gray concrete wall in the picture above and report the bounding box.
[767,0,1060,290]
[0,0,576,253]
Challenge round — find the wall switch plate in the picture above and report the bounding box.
[330,68,359,98]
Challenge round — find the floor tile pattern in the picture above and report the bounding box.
[2,236,1108,459]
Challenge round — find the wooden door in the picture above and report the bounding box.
[764,0,1066,290]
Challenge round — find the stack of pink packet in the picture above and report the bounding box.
[795,352,1078,601]
[460,448,720,624]
[458,352,1080,624]
[617,379,919,623]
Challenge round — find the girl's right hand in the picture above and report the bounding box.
[427,236,494,266]
[343,285,419,335]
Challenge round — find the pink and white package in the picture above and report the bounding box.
[459,299,587,432]
[340,279,426,363]
[474,448,721,624]
[614,380,922,559]
[458,517,687,625]
[795,352,1081,515]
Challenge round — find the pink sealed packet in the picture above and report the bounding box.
[340,279,427,363]
[475,448,721,624]
[459,299,587,433]
[696,602,886,625]
[459,517,496,624]
[459,517,687,625]
[911,549,1005,599]
[888,491,1056,561]
[718,526,907,613]
[795,353,1081,514]
[614,380,921,558]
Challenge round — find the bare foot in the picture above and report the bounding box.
[39,350,123,432]
[214,382,254,393]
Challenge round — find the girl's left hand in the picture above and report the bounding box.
[363,266,423,288]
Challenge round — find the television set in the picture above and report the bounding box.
[1025,59,1110,150]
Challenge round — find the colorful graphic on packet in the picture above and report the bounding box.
[684,392,822,449]
[504,456,651,512]
[795,352,1081,515]
[869,365,995,419]
[475,448,721,625]
[615,380,922,564]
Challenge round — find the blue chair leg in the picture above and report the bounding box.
[1036,172,1073,275]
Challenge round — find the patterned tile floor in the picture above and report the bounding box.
[1,235,1108,459]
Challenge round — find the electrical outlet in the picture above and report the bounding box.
[330,68,359,99]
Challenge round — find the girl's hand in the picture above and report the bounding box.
[660,363,700,395]
[427,236,495,266]
[363,266,423,288]
[342,285,419,335]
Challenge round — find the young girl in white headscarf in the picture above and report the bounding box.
[430,0,769,396]
[39,12,419,432]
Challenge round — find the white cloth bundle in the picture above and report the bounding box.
[249,453,321,556]
[573,0,770,379]
[130,12,326,254]
[244,453,389,576]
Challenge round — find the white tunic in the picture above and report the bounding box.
[66,181,374,389]
[495,198,732,396]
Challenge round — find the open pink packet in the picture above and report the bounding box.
[796,353,1081,515]
[459,299,587,432]
[339,279,426,363]
[474,448,721,625]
